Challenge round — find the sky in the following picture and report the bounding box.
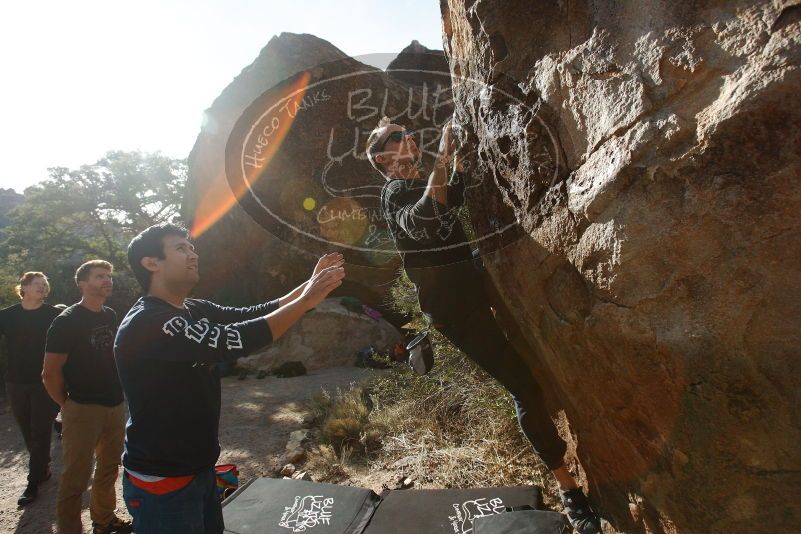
[0,0,444,193]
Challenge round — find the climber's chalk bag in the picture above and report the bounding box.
[407,331,434,375]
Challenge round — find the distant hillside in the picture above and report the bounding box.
[0,188,23,229]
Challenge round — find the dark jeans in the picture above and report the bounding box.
[427,292,568,471]
[6,381,59,484]
[123,469,223,533]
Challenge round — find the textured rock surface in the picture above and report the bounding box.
[442,1,801,532]
[183,34,451,319]
[238,298,403,372]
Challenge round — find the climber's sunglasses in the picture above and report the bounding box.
[372,129,414,154]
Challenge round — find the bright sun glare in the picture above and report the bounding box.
[0,0,443,194]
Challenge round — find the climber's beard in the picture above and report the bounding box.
[389,151,423,180]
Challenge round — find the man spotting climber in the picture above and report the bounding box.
[366,117,601,534]
[114,223,345,533]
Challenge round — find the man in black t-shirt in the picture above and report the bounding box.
[0,271,61,506]
[43,260,131,534]
[115,223,345,533]
[367,118,602,534]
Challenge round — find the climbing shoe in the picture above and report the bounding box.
[560,487,602,534]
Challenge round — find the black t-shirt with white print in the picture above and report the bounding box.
[45,304,124,406]
[114,296,277,476]
[380,171,484,321]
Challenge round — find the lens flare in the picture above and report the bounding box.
[190,71,312,238]
[317,197,368,246]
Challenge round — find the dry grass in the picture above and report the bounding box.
[366,337,555,494]
[305,272,560,505]
[304,444,350,483]
[309,387,383,455]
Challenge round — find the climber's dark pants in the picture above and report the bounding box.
[427,292,567,471]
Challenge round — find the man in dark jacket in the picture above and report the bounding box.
[114,223,344,533]
[367,117,601,534]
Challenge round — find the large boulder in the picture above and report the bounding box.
[442,1,801,532]
[183,34,451,324]
[238,297,403,372]
[184,33,348,304]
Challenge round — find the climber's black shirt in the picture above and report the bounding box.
[380,171,484,321]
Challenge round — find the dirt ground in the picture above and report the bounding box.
[0,367,376,534]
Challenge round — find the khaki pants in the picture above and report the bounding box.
[57,399,126,534]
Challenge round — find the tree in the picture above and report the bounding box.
[0,151,187,310]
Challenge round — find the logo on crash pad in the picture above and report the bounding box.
[448,497,506,534]
[279,494,335,532]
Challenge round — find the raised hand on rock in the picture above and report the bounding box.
[438,120,456,160]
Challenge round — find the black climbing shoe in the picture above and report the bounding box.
[560,487,602,534]
[17,483,38,506]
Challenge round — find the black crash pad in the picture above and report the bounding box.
[473,509,569,533]
[363,486,541,534]
[222,478,380,534]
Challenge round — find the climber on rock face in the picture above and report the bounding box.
[366,117,602,534]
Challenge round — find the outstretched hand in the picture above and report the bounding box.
[300,265,345,310]
[312,252,344,278]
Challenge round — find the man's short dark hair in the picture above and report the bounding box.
[127,223,189,291]
[75,260,113,285]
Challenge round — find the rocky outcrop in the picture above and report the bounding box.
[442,1,801,532]
[238,298,403,372]
[387,40,450,87]
[183,34,451,320]
[0,188,23,229]
[184,33,361,306]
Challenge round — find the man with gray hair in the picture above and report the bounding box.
[367,118,601,533]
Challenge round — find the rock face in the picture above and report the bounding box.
[238,298,403,372]
[183,33,377,307]
[183,34,451,321]
[442,1,801,533]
